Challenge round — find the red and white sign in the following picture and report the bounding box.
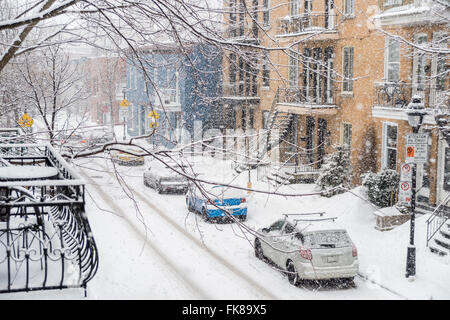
[398,181,412,207]
[400,163,412,181]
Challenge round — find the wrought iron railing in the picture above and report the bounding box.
[0,143,98,294]
[277,13,338,35]
[426,194,450,247]
[373,81,448,109]
[278,86,337,106]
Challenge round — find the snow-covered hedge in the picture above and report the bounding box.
[362,169,399,208]
[315,145,352,197]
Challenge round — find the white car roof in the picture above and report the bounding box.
[282,217,346,234]
[207,185,245,198]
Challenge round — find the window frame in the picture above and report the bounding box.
[342,47,354,93]
[344,0,355,16]
[385,38,401,83]
[341,122,353,151]
[381,122,398,171]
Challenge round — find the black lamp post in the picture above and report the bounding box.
[405,95,426,279]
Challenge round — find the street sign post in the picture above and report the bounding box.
[119,99,130,141]
[405,133,428,164]
[398,180,412,207]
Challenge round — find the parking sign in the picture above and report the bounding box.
[398,181,412,207]
[405,133,428,164]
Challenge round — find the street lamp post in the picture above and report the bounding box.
[405,95,426,279]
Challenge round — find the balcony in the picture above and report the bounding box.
[375,1,449,26]
[221,82,260,104]
[277,13,339,40]
[224,24,259,44]
[372,81,448,123]
[276,87,338,115]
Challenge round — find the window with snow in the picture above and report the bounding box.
[385,38,400,82]
[289,50,299,87]
[382,122,398,171]
[342,123,352,152]
[342,47,354,92]
[344,0,354,16]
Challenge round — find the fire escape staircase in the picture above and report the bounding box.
[234,89,294,174]
[427,194,450,256]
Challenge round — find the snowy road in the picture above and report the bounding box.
[74,157,402,300]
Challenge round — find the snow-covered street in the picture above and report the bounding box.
[4,152,448,300]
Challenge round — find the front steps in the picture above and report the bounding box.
[429,220,450,256]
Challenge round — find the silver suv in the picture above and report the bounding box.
[254,216,359,285]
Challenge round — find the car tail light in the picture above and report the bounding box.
[352,246,358,257]
[299,248,312,260]
[81,140,86,143]
[241,198,246,203]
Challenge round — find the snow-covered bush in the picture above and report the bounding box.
[315,145,352,197]
[362,169,399,208]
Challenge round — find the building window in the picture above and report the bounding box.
[342,47,354,92]
[263,0,270,27]
[241,107,247,130]
[413,34,428,92]
[262,52,270,87]
[382,122,398,170]
[229,53,236,84]
[290,0,299,16]
[289,50,299,87]
[342,123,352,151]
[344,0,354,16]
[262,110,269,129]
[385,38,400,82]
[444,147,450,192]
[249,108,255,129]
[304,0,312,14]
[384,0,402,7]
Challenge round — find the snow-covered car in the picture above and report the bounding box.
[186,184,247,222]
[254,216,359,285]
[111,150,145,166]
[58,127,114,152]
[143,161,189,194]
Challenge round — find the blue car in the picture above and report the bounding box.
[186,184,247,222]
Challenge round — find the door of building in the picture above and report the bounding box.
[437,138,450,205]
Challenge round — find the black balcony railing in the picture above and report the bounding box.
[0,142,98,295]
[278,13,338,35]
[373,81,449,109]
[278,86,337,106]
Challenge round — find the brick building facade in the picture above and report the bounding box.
[222,0,449,208]
[84,56,126,127]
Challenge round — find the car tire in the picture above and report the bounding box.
[239,215,247,222]
[157,183,163,194]
[286,260,300,286]
[254,239,264,260]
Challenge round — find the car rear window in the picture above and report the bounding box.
[303,230,352,249]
